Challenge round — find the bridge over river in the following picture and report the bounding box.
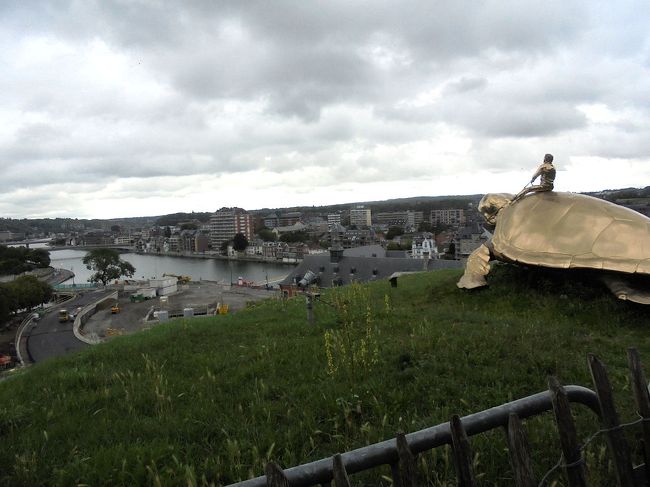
[46,244,135,252]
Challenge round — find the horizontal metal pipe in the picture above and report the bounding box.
[229,385,600,487]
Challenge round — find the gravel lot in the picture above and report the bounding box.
[83,281,278,339]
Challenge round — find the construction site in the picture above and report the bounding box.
[81,276,277,340]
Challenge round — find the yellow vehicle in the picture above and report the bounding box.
[58,309,70,322]
[162,273,192,284]
[111,304,120,314]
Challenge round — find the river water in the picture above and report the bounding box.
[49,249,293,285]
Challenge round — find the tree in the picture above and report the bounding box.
[26,248,50,268]
[443,241,456,260]
[386,226,404,240]
[279,231,309,243]
[232,233,249,252]
[82,249,135,285]
[0,285,10,323]
[257,227,277,242]
[432,222,450,237]
[3,276,52,314]
[0,245,50,275]
[164,226,172,238]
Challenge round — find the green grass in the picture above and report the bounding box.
[1,265,649,486]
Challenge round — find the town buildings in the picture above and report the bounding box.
[431,209,466,226]
[411,236,438,259]
[375,210,423,230]
[280,245,462,294]
[454,223,490,260]
[349,206,371,228]
[209,208,254,249]
[327,213,342,229]
[263,211,303,229]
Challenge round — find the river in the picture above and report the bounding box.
[49,249,293,285]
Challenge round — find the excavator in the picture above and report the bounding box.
[162,273,192,284]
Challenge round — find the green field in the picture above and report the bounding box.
[1,266,649,486]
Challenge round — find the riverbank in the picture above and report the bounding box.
[50,249,293,287]
[0,266,74,285]
[133,249,302,265]
[46,245,302,266]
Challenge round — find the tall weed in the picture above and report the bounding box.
[323,283,380,382]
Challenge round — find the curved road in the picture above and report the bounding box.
[26,290,113,363]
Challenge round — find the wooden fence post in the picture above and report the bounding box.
[332,454,351,487]
[265,462,290,487]
[450,414,477,487]
[627,348,650,470]
[390,431,417,487]
[588,353,635,487]
[506,413,536,487]
[549,376,588,487]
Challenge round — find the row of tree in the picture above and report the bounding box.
[0,249,136,324]
[0,276,53,323]
[0,245,51,276]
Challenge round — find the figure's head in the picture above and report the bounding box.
[544,154,554,163]
[478,193,513,225]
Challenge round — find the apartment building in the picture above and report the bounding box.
[430,208,466,226]
[278,211,302,226]
[327,213,342,229]
[349,206,371,228]
[209,207,254,249]
[375,210,424,229]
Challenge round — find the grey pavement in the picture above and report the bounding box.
[26,290,114,363]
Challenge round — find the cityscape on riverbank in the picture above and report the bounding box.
[2,187,649,266]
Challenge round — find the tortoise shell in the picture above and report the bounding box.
[486,191,650,275]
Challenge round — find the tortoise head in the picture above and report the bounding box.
[478,193,513,225]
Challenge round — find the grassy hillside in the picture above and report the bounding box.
[1,266,649,486]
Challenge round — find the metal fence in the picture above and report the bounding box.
[231,348,648,486]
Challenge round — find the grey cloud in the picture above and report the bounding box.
[447,103,587,138]
[2,0,591,121]
[444,77,488,94]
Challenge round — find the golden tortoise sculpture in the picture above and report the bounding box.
[457,191,650,304]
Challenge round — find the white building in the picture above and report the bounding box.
[327,213,341,229]
[350,206,371,228]
[412,237,439,259]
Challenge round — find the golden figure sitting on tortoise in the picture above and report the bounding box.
[457,153,650,304]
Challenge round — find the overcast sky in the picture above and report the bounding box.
[1,1,649,219]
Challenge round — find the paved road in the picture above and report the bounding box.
[26,290,113,363]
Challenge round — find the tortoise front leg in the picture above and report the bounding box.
[457,243,491,289]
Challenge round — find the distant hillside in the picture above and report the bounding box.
[584,186,650,200]
[154,212,213,226]
[252,194,484,218]
[4,186,648,233]
[1,266,647,485]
